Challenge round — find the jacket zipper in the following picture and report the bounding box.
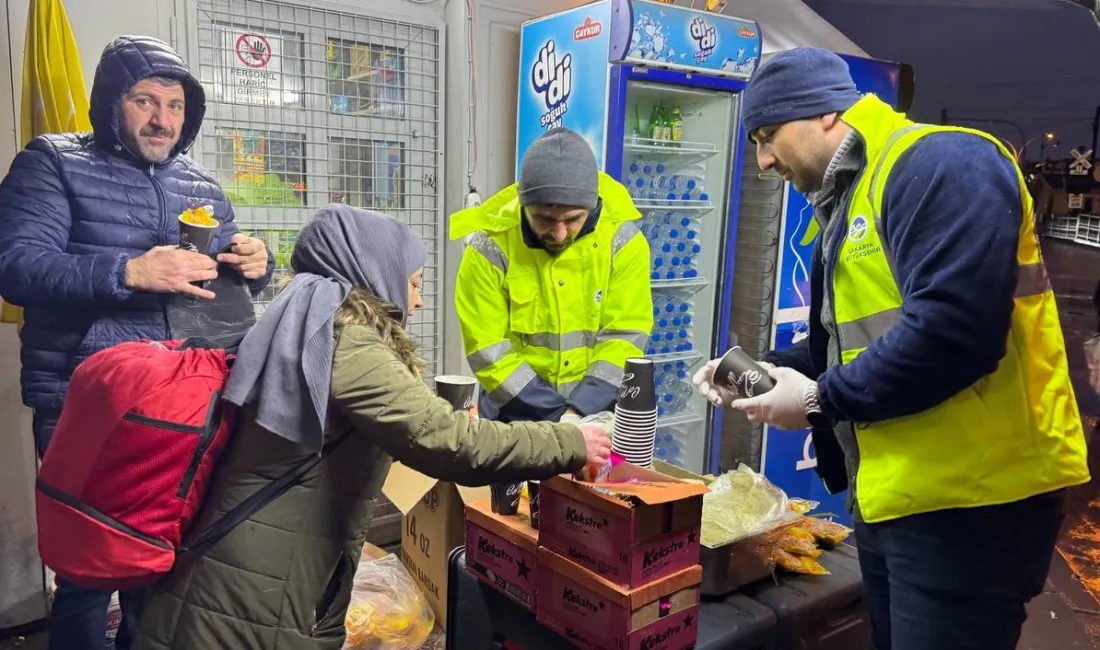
[148,164,168,245]
[824,147,869,367]
[824,143,869,510]
[177,420,217,499]
[148,164,173,336]
[176,394,224,499]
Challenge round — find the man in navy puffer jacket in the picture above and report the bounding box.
[0,36,274,650]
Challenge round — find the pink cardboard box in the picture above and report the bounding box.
[538,463,706,589]
[464,498,538,611]
[536,547,702,650]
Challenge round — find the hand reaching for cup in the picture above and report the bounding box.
[693,358,774,407]
[579,423,612,468]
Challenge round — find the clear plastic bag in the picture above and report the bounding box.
[1084,335,1100,395]
[581,411,615,433]
[699,464,808,548]
[342,551,435,650]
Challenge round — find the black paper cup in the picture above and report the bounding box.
[178,215,219,254]
[490,482,522,516]
[714,346,775,398]
[527,480,541,530]
[617,358,657,412]
[434,375,478,411]
[614,410,658,424]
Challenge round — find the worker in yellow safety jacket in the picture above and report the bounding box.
[451,127,653,423]
[693,48,1090,650]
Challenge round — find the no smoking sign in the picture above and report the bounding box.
[235,33,273,69]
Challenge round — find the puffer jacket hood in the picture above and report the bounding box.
[89,35,206,158]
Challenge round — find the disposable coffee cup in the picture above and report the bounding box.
[617,358,657,412]
[714,346,775,398]
[527,480,541,530]
[490,482,522,516]
[614,411,658,425]
[178,213,219,254]
[434,375,478,412]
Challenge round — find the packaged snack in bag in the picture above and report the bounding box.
[343,552,434,649]
[778,527,822,558]
[773,548,830,576]
[801,517,853,548]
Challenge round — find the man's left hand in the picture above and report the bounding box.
[217,233,269,280]
[730,366,815,430]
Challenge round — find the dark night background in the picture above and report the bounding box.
[805,0,1100,162]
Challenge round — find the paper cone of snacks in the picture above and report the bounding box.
[178,204,219,254]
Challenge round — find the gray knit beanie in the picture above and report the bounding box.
[519,127,599,209]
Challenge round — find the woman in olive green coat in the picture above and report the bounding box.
[133,206,610,650]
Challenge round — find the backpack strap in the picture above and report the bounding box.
[177,429,354,560]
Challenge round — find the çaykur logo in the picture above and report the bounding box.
[532,39,572,129]
[689,17,717,63]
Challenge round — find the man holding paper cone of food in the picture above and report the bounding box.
[0,36,274,650]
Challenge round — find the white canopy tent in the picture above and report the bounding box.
[720,0,870,56]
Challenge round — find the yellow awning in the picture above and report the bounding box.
[2,0,91,327]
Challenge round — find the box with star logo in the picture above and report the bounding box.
[538,463,707,589]
[464,497,539,612]
[536,547,702,650]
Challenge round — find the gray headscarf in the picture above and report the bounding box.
[223,205,427,452]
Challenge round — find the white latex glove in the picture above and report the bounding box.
[692,358,774,407]
[730,366,815,430]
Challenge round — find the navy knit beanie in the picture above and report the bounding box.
[742,47,861,136]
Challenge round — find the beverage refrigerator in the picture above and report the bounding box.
[516,0,762,474]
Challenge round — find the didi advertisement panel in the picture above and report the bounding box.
[516,4,613,178]
[763,55,903,527]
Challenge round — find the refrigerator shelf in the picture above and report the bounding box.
[624,139,720,161]
[657,412,705,428]
[634,200,714,213]
[652,278,709,294]
[647,350,705,366]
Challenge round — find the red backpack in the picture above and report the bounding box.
[35,339,239,589]
[36,338,348,590]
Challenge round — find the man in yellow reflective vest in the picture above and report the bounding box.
[694,48,1090,650]
[451,127,652,423]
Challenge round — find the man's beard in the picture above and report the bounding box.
[540,233,576,253]
[124,127,177,164]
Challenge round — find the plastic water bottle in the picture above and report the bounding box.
[674,173,704,191]
[680,189,709,202]
[679,255,697,279]
[676,328,693,352]
[650,174,678,191]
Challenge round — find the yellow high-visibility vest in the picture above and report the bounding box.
[450,173,652,410]
[833,95,1090,523]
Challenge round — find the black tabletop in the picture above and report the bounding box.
[445,547,779,650]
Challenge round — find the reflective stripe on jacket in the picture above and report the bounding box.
[450,173,652,419]
[833,95,1090,523]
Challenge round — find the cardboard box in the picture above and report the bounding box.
[538,463,707,589]
[381,463,490,629]
[464,497,539,611]
[536,547,702,650]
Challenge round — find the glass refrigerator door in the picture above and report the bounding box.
[619,79,739,474]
